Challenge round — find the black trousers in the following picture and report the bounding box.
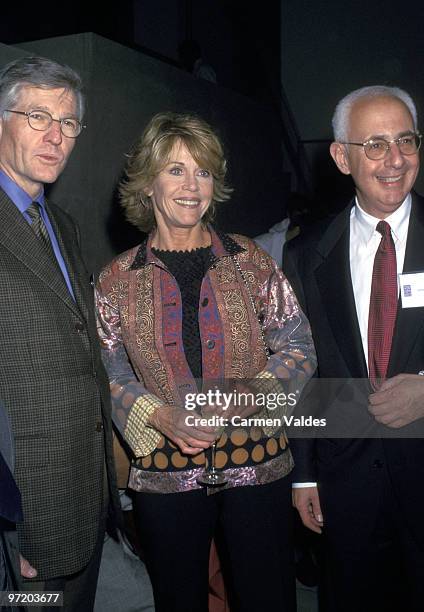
[321,469,424,612]
[1,523,23,612]
[134,477,295,612]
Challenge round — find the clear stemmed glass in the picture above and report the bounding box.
[196,382,228,487]
[196,437,227,487]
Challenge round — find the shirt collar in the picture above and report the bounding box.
[0,169,45,213]
[352,193,411,246]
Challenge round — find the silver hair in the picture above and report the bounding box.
[332,85,418,142]
[0,56,84,121]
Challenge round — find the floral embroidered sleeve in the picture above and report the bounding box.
[250,253,317,432]
[95,271,162,457]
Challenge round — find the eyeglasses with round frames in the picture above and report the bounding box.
[5,109,85,138]
[340,133,422,160]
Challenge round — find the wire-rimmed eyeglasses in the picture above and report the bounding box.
[339,133,422,160]
[5,109,85,138]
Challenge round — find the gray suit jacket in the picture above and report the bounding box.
[0,188,118,580]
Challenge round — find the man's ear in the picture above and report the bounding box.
[330,142,351,175]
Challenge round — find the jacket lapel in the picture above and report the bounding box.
[314,204,368,378]
[388,193,424,375]
[0,189,82,319]
[46,202,90,323]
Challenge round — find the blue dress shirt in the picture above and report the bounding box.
[0,170,75,300]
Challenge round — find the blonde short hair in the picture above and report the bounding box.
[120,112,233,232]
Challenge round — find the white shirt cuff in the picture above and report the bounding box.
[292,482,317,488]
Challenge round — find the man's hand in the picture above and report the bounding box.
[292,486,323,534]
[20,554,37,578]
[149,405,217,455]
[369,374,424,428]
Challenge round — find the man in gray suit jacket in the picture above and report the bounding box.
[0,56,118,611]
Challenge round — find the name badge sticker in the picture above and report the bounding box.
[399,272,424,308]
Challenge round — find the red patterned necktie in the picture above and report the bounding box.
[368,220,397,389]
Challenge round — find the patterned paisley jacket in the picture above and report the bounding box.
[96,228,316,493]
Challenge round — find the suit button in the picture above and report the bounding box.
[95,421,103,432]
[206,339,215,349]
[372,459,383,469]
[201,298,209,307]
[75,321,85,332]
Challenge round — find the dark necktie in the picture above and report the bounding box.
[26,201,56,260]
[368,220,398,389]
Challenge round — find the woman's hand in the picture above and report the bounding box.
[149,405,217,455]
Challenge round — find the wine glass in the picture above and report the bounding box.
[196,382,227,487]
[196,438,227,487]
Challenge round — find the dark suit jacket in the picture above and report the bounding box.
[284,193,424,547]
[0,188,118,580]
[0,401,22,523]
[0,402,22,595]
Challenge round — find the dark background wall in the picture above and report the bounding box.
[281,0,424,213]
[2,0,424,267]
[1,1,282,105]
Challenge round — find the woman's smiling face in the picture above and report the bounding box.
[148,140,214,235]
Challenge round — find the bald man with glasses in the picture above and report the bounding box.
[285,85,424,612]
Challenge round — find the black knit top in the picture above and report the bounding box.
[152,246,212,380]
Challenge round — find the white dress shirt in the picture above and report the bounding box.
[293,194,412,489]
[350,195,411,369]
